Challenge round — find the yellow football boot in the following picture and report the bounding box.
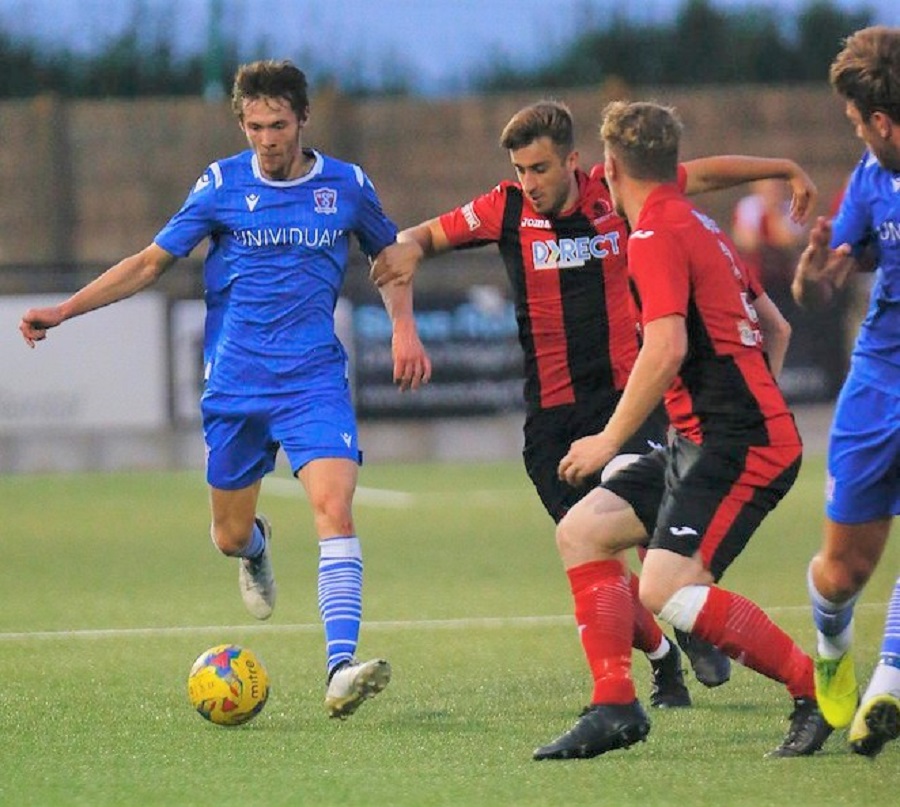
[814,653,859,729]
[849,693,900,758]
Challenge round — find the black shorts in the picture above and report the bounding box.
[601,434,802,581]
[523,401,668,523]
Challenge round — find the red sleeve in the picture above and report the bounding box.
[745,255,765,299]
[438,182,509,247]
[676,164,688,192]
[628,228,689,325]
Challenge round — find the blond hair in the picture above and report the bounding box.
[599,101,681,182]
[830,26,900,123]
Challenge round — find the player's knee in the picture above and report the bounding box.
[638,575,672,615]
[310,492,354,536]
[813,551,874,601]
[554,516,581,561]
[555,491,635,563]
[210,520,251,556]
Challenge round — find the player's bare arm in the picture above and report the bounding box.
[683,156,817,223]
[374,267,432,392]
[752,292,791,379]
[19,243,176,347]
[558,315,686,486]
[370,218,450,287]
[790,215,857,309]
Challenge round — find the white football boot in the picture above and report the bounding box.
[325,658,392,718]
[238,515,276,620]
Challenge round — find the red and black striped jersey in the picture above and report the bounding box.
[440,165,686,414]
[628,184,799,446]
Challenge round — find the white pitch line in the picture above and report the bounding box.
[0,602,886,642]
[0,615,568,642]
[262,476,415,508]
[262,477,522,508]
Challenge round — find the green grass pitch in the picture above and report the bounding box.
[0,457,897,806]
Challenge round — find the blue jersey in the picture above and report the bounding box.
[201,247,229,369]
[831,151,900,393]
[155,148,398,395]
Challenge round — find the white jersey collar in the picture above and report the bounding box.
[251,149,323,187]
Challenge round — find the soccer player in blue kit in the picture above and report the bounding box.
[19,60,432,719]
[791,26,900,757]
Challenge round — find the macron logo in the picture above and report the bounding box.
[245,194,260,212]
[341,432,353,448]
[669,526,698,537]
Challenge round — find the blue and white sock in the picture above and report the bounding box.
[235,518,266,560]
[808,561,858,658]
[318,535,363,679]
[862,576,900,701]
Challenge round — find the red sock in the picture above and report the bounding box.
[692,586,814,699]
[567,560,636,705]
[629,572,664,653]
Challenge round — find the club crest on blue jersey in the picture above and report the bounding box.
[314,187,338,214]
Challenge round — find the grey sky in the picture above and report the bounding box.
[2,0,896,95]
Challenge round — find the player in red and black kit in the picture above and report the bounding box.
[534,100,832,761]
[371,100,818,707]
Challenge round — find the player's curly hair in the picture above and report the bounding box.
[599,101,681,181]
[500,100,575,158]
[231,60,310,122]
[830,26,900,123]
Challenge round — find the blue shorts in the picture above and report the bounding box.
[202,382,361,490]
[826,368,900,523]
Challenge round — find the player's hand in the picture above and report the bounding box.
[799,215,833,272]
[797,216,854,288]
[19,305,64,348]
[391,317,432,391]
[791,217,854,308]
[371,242,421,288]
[558,432,619,486]
[786,167,817,224]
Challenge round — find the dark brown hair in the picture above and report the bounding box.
[231,60,310,122]
[500,100,575,157]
